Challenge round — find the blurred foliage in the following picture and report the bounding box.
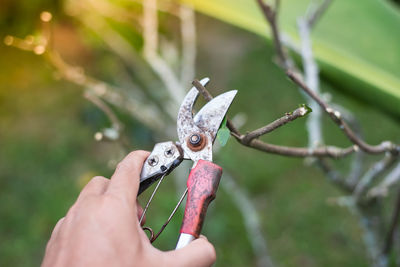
[0,0,400,266]
[182,0,400,117]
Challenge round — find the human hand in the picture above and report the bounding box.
[42,150,216,267]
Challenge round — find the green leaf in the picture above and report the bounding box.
[217,117,230,146]
[181,0,400,116]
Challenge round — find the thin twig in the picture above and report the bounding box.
[298,17,323,148]
[356,206,388,267]
[222,172,274,267]
[72,12,178,122]
[383,188,400,255]
[143,0,185,106]
[328,197,387,266]
[6,11,168,131]
[256,0,292,69]
[353,155,397,201]
[368,162,400,198]
[46,51,165,131]
[256,0,399,157]
[84,91,122,132]
[193,79,213,100]
[307,0,333,28]
[241,107,310,144]
[179,5,196,84]
[239,140,355,158]
[316,158,353,192]
[287,70,400,155]
[143,0,158,62]
[330,103,365,185]
[193,79,355,158]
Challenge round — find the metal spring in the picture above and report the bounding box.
[140,173,188,243]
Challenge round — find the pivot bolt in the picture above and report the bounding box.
[147,155,159,167]
[189,134,202,147]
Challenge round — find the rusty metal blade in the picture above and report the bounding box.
[176,78,210,145]
[193,90,237,142]
[176,77,237,162]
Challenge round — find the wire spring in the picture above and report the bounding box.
[140,173,188,243]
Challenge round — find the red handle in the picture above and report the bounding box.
[180,159,223,238]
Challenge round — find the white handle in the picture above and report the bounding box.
[175,233,195,249]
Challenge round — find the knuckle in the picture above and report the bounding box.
[90,176,108,184]
[115,161,129,172]
[115,150,150,173]
[56,217,65,226]
[66,203,77,217]
[125,151,141,162]
[75,195,97,210]
[49,217,65,239]
[125,150,150,164]
[204,241,217,263]
[92,175,107,180]
[105,193,132,211]
[95,194,129,216]
[102,193,122,206]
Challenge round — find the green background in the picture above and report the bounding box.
[0,0,399,266]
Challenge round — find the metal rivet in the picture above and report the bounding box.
[147,156,159,167]
[164,147,175,157]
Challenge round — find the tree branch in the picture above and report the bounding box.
[368,162,400,198]
[307,0,333,28]
[239,140,355,158]
[383,187,400,255]
[192,79,355,158]
[142,0,185,106]
[286,70,400,155]
[298,16,323,148]
[241,107,310,144]
[316,158,353,192]
[222,172,274,267]
[256,0,292,69]
[179,5,196,84]
[256,0,399,157]
[84,91,122,133]
[353,155,398,200]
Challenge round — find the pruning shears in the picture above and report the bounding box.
[138,77,237,249]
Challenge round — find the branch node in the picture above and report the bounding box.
[299,106,308,116]
[333,110,341,119]
[353,145,360,152]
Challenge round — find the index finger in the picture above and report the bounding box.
[106,150,150,201]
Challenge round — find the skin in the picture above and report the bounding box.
[42,150,216,267]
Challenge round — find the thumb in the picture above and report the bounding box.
[164,236,216,267]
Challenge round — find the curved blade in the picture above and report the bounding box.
[177,78,210,145]
[176,78,237,162]
[193,90,237,142]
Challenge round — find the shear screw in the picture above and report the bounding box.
[147,155,159,167]
[164,147,175,157]
[189,133,202,147]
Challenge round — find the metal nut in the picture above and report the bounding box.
[187,133,207,151]
[189,134,202,147]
